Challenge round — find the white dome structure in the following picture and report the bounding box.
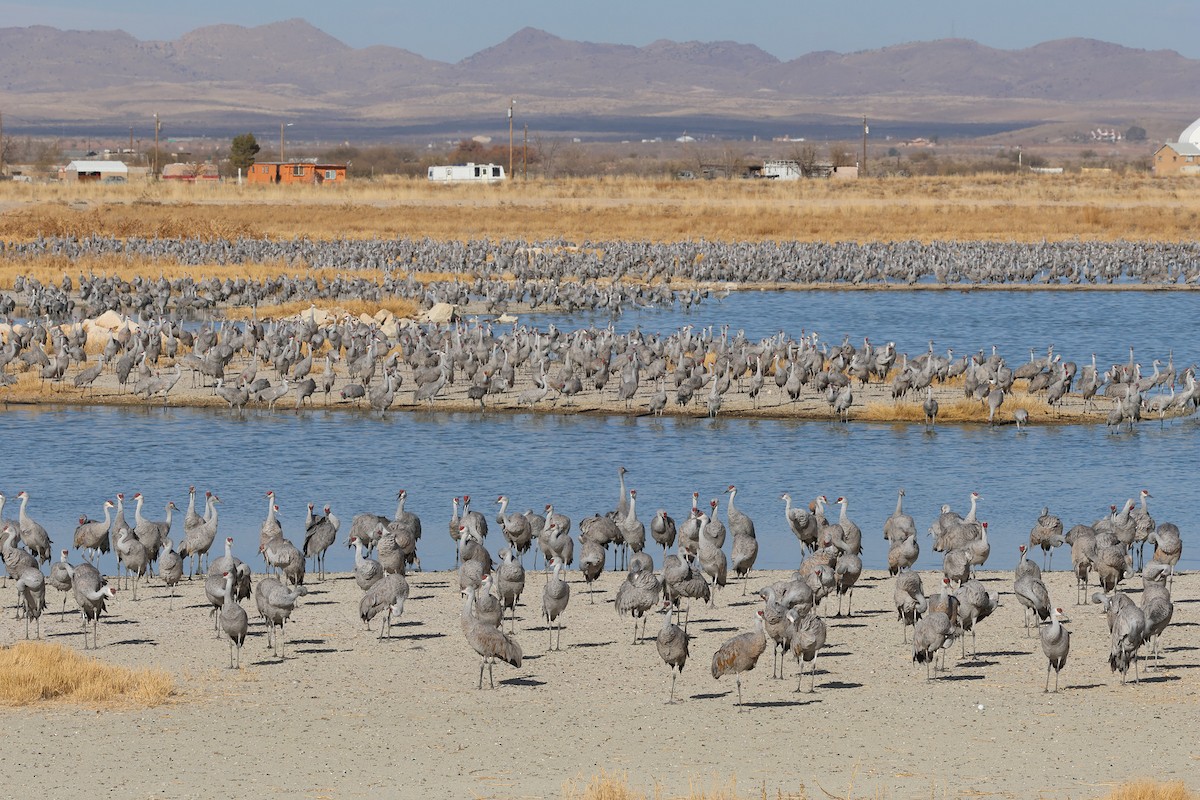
[1182,116,1200,147]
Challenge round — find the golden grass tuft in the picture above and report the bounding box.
[0,641,175,707]
[1102,781,1198,800]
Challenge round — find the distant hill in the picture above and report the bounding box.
[0,19,1196,140]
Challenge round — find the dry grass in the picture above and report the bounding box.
[0,641,175,707]
[1102,781,1198,800]
[562,775,1196,800]
[3,174,1200,243]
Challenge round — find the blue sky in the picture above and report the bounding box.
[2,1,1198,62]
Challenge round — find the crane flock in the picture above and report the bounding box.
[1,469,1186,709]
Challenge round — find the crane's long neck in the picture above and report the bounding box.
[223,574,235,603]
[134,495,145,524]
[895,492,904,516]
[353,541,365,567]
[783,495,793,516]
[499,497,509,518]
[187,489,196,519]
[966,495,978,523]
[839,499,849,523]
[728,488,737,515]
[452,498,459,520]
[395,494,407,518]
[102,505,112,526]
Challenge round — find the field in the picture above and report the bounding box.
[2,173,1200,245]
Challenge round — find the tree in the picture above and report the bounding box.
[1125,125,1147,142]
[229,133,260,173]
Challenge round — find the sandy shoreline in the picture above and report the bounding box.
[2,565,1195,799]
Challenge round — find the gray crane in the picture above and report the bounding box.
[158,538,183,610]
[893,569,927,643]
[115,528,149,599]
[1094,591,1146,684]
[495,547,526,632]
[71,562,114,650]
[542,557,570,650]
[302,503,339,580]
[781,492,818,553]
[1140,563,1174,666]
[1029,506,1065,571]
[47,549,74,617]
[73,500,114,567]
[359,572,409,639]
[787,609,827,693]
[179,493,219,578]
[955,578,999,657]
[614,560,662,644]
[255,576,309,658]
[461,586,523,689]
[218,571,249,669]
[350,535,383,591]
[655,602,688,704]
[15,491,52,564]
[710,608,767,710]
[1039,605,1070,693]
[1014,557,1051,636]
[15,565,46,639]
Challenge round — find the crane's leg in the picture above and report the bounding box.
[631,620,638,646]
[667,672,677,705]
[1045,661,1051,693]
[810,652,820,693]
[61,593,68,618]
[848,588,854,618]
[478,658,486,690]
[279,622,286,658]
[488,658,496,689]
[735,674,744,711]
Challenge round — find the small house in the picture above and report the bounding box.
[246,161,347,185]
[1153,116,1200,176]
[62,160,129,182]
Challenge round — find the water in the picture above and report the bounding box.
[2,405,1194,574]
[527,289,1200,374]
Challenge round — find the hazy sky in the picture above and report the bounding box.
[3,0,1198,62]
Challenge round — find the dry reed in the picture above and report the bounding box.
[1102,781,1198,800]
[222,296,420,321]
[0,641,175,706]
[3,175,1200,244]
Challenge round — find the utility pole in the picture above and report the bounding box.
[280,122,285,163]
[128,125,133,159]
[507,98,515,179]
[861,115,868,178]
[153,113,161,179]
[523,122,528,181]
[0,110,5,176]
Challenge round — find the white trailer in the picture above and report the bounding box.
[427,163,506,183]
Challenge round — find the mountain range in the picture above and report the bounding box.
[0,19,1196,141]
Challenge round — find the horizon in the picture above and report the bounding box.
[1,2,1198,63]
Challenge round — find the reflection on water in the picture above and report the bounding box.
[2,406,1194,574]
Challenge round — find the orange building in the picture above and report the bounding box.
[246,161,347,185]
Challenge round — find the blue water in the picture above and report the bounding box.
[2,405,1194,574]
[526,289,1200,375]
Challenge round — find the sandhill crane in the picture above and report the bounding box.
[888,531,919,575]
[696,511,727,606]
[71,562,115,650]
[303,504,339,580]
[495,548,525,632]
[350,535,383,591]
[1014,558,1051,636]
[542,557,570,650]
[15,566,46,639]
[955,578,999,658]
[1094,591,1146,684]
[15,491,52,564]
[496,495,533,561]
[261,535,305,587]
[711,609,767,710]
[922,387,938,428]
[912,603,955,680]
[460,495,489,541]
[893,570,927,643]
[48,549,74,617]
[883,489,917,543]
[218,571,249,669]
[656,602,688,704]
[359,572,409,639]
[462,587,522,689]
[545,513,574,569]
[1140,564,1174,666]
[787,609,827,693]
[115,528,148,600]
[616,490,646,571]
[158,538,183,610]
[73,501,113,566]
[1037,605,1070,693]
[255,576,309,657]
[578,530,606,603]
[132,493,175,566]
[1029,507,1065,571]
[179,493,219,577]
[614,560,662,644]
[469,575,503,629]
[650,509,676,555]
